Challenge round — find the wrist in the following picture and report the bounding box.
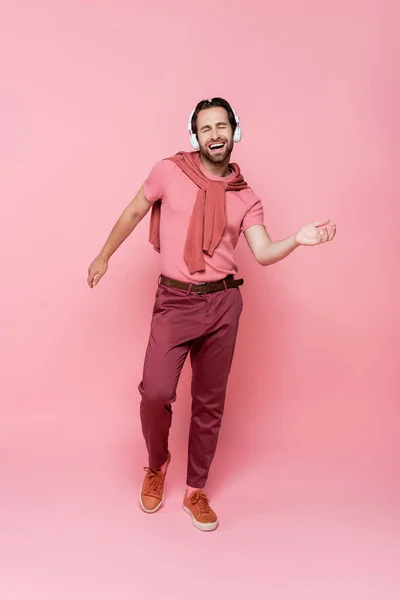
[292,233,300,249]
[98,250,110,263]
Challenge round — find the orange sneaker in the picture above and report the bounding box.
[183,491,219,532]
[139,453,171,513]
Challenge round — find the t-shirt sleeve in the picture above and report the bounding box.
[241,191,265,233]
[143,159,174,204]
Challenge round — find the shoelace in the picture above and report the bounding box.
[190,491,214,515]
[142,467,163,498]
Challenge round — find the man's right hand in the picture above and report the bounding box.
[87,255,109,288]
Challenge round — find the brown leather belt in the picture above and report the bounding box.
[159,274,244,295]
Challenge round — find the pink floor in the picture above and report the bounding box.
[1,420,397,600]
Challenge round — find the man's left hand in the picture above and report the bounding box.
[294,218,337,246]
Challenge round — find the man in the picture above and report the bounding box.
[87,97,336,532]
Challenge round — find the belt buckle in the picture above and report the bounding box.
[195,282,207,294]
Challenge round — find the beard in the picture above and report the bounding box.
[199,137,234,164]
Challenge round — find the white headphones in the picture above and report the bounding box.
[188,102,242,150]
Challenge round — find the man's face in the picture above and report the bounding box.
[195,107,234,164]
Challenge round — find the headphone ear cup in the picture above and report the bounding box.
[233,124,242,143]
[190,133,200,150]
[188,109,199,150]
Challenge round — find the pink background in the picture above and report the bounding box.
[1,1,398,598]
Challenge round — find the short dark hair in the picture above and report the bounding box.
[191,97,237,136]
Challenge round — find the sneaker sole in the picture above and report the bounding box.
[183,505,219,532]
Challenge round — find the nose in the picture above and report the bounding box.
[209,125,220,140]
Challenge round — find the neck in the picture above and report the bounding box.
[199,153,231,178]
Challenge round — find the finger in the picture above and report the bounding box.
[313,218,330,228]
[328,225,336,241]
[93,273,102,286]
[88,270,97,288]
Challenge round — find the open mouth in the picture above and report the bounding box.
[209,142,225,151]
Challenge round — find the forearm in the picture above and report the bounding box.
[257,234,300,266]
[98,208,142,261]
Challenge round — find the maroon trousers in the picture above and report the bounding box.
[138,280,243,488]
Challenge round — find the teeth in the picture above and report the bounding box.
[210,143,224,149]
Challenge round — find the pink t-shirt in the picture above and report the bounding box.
[143,153,264,283]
